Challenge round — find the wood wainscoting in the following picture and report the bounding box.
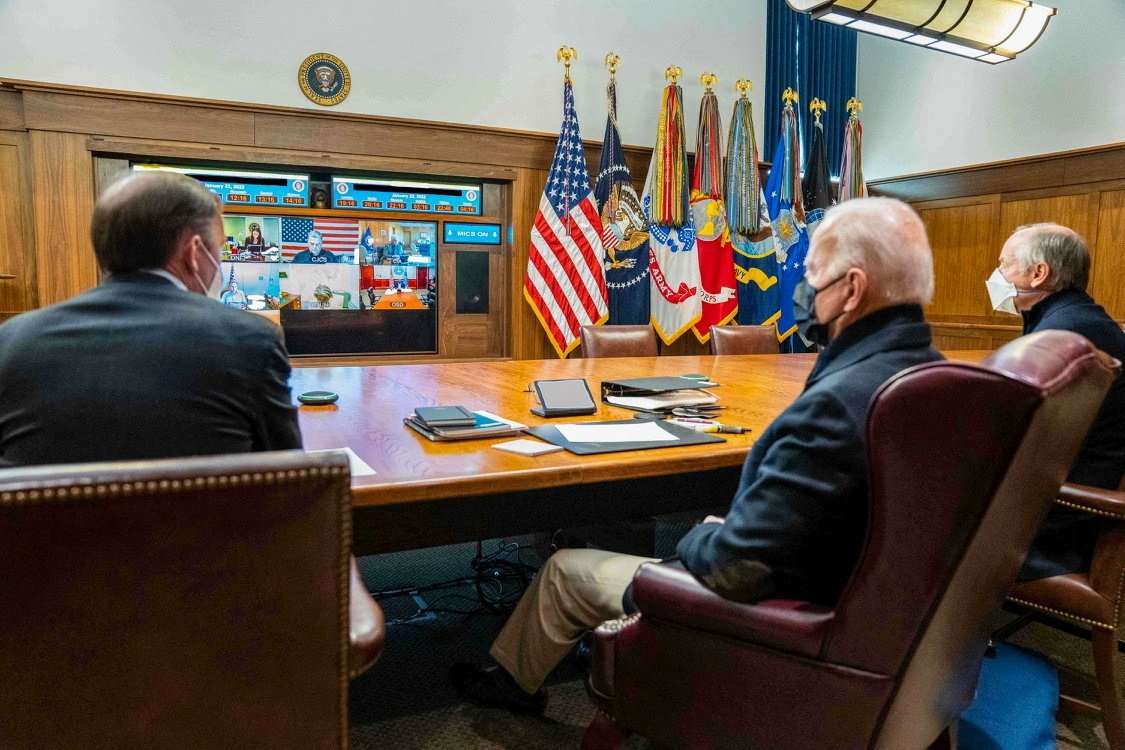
[0,79,668,360]
[872,143,1125,350]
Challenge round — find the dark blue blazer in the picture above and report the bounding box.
[1019,288,1125,580]
[0,273,302,467]
[676,305,943,605]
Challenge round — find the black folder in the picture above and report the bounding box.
[525,419,724,455]
[600,377,719,399]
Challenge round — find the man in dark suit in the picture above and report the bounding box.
[291,230,341,264]
[989,223,1125,579]
[451,197,944,713]
[0,170,302,466]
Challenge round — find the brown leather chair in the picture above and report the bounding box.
[1005,475,1125,748]
[0,450,384,750]
[583,330,1120,750]
[709,324,778,355]
[580,325,658,358]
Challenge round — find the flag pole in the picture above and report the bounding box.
[556,45,578,231]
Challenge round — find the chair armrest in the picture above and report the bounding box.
[1058,483,1125,520]
[631,562,834,658]
[348,557,385,678]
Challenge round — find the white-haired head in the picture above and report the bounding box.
[1003,223,1089,292]
[806,196,934,307]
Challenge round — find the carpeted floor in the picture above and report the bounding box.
[351,538,1120,749]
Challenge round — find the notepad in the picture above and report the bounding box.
[556,422,678,443]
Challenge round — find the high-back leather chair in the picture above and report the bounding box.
[709,324,778,355]
[580,325,658,358]
[0,451,384,750]
[583,331,1120,750]
[1005,475,1125,747]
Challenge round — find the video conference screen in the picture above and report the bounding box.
[132,163,451,355]
[216,215,437,316]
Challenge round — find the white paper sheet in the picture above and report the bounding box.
[492,439,564,456]
[605,390,719,411]
[305,446,377,476]
[475,410,527,429]
[556,422,678,444]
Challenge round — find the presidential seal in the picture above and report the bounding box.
[298,53,351,106]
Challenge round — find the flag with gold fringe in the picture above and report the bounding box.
[645,74,700,345]
[764,89,814,352]
[594,70,650,325]
[727,89,780,331]
[523,76,609,358]
[839,99,867,202]
[690,78,738,343]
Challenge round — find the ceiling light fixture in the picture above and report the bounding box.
[786,1,1058,64]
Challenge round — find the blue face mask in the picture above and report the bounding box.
[792,273,846,347]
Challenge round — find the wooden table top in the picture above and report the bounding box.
[293,351,992,510]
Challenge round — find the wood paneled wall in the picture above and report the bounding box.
[10,79,1112,360]
[0,78,660,360]
[871,143,1125,350]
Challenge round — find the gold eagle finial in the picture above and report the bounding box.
[699,72,717,92]
[846,97,864,117]
[604,52,620,78]
[810,97,827,125]
[665,65,683,85]
[557,45,577,81]
[782,87,799,107]
[735,78,753,98]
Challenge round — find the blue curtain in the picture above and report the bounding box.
[765,0,857,177]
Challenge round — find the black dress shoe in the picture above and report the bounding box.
[449,662,548,714]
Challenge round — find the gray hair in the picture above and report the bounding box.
[307,230,324,241]
[814,197,934,306]
[1011,223,1089,291]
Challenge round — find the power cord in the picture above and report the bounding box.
[372,539,541,624]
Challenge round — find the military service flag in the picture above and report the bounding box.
[523,79,609,358]
[594,75,650,325]
[727,93,780,330]
[690,84,738,342]
[764,94,814,352]
[803,112,833,237]
[839,103,868,202]
[645,81,701,345]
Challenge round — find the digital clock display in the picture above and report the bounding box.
[332,177,481,215]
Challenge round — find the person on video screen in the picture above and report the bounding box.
[243,223,268,260]
[291,230,340,264]
[220,279,248,310]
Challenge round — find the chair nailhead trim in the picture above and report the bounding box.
[1055,498,1125,520]
[601,612,642,632]
[1007,596,1114,631]
[0,466,350,505]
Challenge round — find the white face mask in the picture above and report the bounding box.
[986,267,1019,315]
[193,241,224,299]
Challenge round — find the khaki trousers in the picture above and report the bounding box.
[490,548,657,694]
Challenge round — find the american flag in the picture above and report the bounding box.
[280,217,360,260]
[523,80,608,358]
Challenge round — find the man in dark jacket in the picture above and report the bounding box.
[0,170,302,466]
[451,197,944,712]
[988,223,1125,579]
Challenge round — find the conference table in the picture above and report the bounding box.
[292,352,991,556]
